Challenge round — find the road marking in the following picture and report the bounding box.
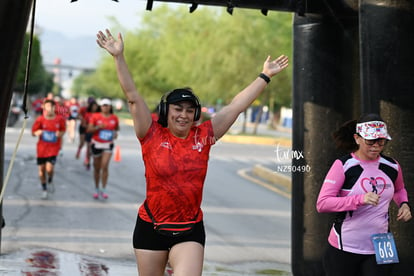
[4,199,140,210]
[202,206,290,217]
[4,199,290,217]
[2,227,132,238]
[238,168,291,199]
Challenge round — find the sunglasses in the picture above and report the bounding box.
[363,138,387,146]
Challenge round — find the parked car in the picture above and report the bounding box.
[7,93,23,127]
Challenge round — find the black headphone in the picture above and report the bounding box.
[157,88,201,127]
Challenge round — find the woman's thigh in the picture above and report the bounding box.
[134,249,168,276]
[169,242,204,276]
[100,151,112,169]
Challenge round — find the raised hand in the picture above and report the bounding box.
[263,55,289,77]
[96,29,123,57]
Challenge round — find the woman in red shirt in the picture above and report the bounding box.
[87,98,119,199]
[97,29,288,276]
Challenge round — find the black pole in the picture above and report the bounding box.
[359,1,414,275]
[292,13,359,275]
[0,0,34,252]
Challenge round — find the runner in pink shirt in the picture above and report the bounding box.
[317,113,412,276]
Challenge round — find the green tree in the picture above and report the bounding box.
[15,33,53,96]
[76,5,292,126]
[71,72,105,99]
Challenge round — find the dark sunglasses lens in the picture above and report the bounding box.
[365,139,386,146]
[377,139,386,146]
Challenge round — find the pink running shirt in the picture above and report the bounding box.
[317,153,409,254]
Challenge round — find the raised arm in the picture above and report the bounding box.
[96,29,152,139]
[211,55,289,140]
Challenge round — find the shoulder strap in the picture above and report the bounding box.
[144,201,158,224]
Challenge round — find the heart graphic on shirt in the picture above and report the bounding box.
[360,177,387,195]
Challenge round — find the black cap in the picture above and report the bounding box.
[166,89,198,106]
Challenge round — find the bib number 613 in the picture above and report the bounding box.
[371,233,399,265]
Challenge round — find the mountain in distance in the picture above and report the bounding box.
[39,28,100,71]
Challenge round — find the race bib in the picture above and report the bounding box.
[41,131,57,143]
[371,233,399,264]
[98,129,113,141]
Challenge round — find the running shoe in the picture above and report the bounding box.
[41,190,48,200]
[101,192,108,199]
[93,193,99,199]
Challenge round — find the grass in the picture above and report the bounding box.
[255,269,291,275]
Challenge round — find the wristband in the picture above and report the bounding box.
[400,202,411,209]
[259,73,271,84]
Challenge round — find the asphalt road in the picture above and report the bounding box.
[1,117,291,275]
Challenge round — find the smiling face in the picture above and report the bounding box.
[354,134,386,160]
[167,101,196,138]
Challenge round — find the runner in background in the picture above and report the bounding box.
[31,96,43,117]
[66,97,80,143]
[76,99,87,160]
[87,98,119,199]
[53,95,68,156]
[31,99,66,199]
[77,99,99,170]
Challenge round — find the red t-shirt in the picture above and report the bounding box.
[138,120,216,223]
[89,113,119,143]
[31,98,43,112]
[32,115,66,158]
[68,103,80,119]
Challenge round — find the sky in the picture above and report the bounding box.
[35,0,151,38]
[33,0,180,96]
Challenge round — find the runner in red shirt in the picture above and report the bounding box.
[87,98,119,199]
[66,97,80,143]
[82,101,99,170]
[75,101,88,160]
[32,99,66,199]
[97,29,288,275]
[76,99,98,170]
[31,97,43,117]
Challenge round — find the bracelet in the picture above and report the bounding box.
[259,73,271,84]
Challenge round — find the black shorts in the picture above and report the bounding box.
[91,143,114,157]
[323,244,393,276]
[85,133,93,142]
[78,125,86,134]
[37,156,57,165]
[133,215,205,250]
